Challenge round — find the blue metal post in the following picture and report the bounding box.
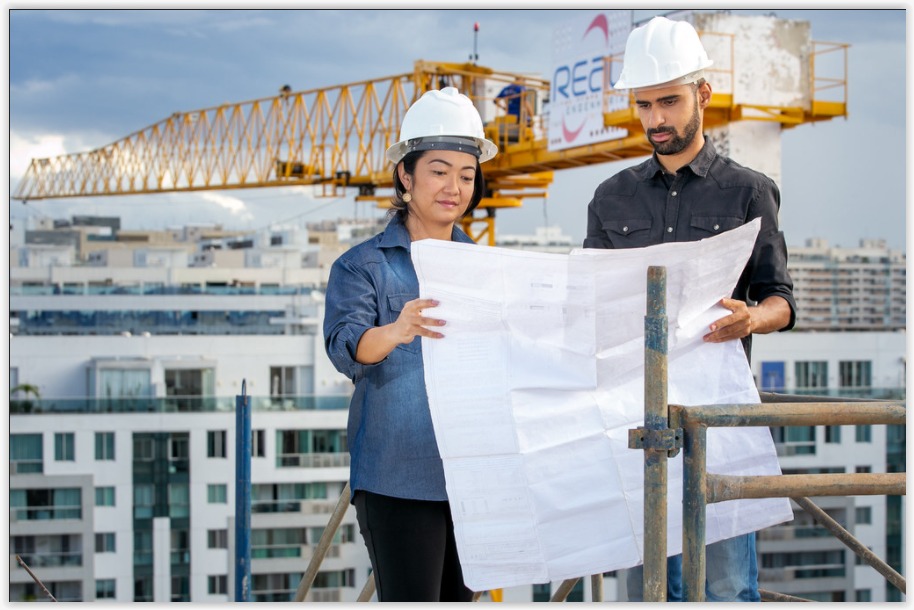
[235,380,252,601]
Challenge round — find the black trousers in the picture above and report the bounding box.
[353,490,473,602]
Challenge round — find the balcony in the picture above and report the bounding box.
[276,453,350,469]
[10,394,351,415]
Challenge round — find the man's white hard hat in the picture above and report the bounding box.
[386,87,498,165]
[614,16,714,90]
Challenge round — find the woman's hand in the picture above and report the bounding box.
[355,298,446,364]
[391,298,446,343]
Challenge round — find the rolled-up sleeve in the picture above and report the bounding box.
[323,257,381,381]
[747,178,797,331]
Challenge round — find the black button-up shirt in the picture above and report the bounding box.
[583,139,796,358]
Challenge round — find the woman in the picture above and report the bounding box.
[323,87,497,602]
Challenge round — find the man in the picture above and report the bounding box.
[583,16,796,602]
[495,76,534,123]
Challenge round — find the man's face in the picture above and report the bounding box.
[634,83,703,156]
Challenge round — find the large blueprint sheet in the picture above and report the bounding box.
[411,219,793,591]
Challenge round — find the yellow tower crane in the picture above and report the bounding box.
[12,36,848,245]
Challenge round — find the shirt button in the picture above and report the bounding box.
[667,227,673,233]
[713,224,720,231]
[623,226,629,232]
[671,191,678,197]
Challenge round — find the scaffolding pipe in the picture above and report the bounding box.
[671,401,905,428]
[550,577,579,602]
[682,422,708,602]
[708,472,905,502]
[294,482,352,602]
[793,497,906,595]
[640,266,670,602]
[356,574,376,602]
[590,573,603,601]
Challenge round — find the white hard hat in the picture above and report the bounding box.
[386,87,498,165]
[614,16,713,90]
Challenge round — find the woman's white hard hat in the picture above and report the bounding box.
[386,87,498,165]
[614,16,714,90]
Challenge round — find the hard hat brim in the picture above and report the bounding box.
[386,137,498,165]
[614,61,713,91]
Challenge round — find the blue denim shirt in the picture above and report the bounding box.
[323,214,474,501]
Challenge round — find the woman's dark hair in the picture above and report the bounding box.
[390,150,486,220]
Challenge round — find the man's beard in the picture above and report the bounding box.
[647,100,700,156]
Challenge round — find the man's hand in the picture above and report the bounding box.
[703,295,792,343]
[703,298,751,343]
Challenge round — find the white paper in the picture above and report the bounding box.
[412,218,793,591]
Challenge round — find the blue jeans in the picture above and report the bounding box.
[626,533,760,602]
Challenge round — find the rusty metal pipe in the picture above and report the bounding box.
[550,577,579,602]
[708,473,905,503]
[759,588,813,602]
[642,266,669,602]
[681,422,707,602]
[671,402,904,428]
[590,573,603,601]
[294,482,352,602]
[793,497,906,595]
[356,575,376,602]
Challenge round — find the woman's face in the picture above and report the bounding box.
[399,149,478,231]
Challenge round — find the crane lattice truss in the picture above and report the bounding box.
[13,41,848,211]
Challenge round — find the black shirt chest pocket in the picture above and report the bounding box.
[689,215,744,239]
[603,218,653,248]
[387,293,420,353]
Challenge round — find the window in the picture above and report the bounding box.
[795,361,828,389]
[856,425,872,443]
[134,484,155,518]
[95,532,116,553]
[95,432,115,460]
[55,432,75,461]
[270,366,297,397]
[208,430,227,458]
[770,426,816,455]
[133,437,154,460]
[165,368,214,411]
[208,575,228,595]
[208,484,228,504]
[856,465,872,474]
[98,368,151,400]
[839,360,872,388]
[10,433,43,473]
[856,589,872,602]
[11,488,82,520]
[252,429,266,457]
[856,506,872,524]
[96,579,116,600]
[171,529,190,568]
[533,583,552,602]
[95,486,116,507]
[169,484,190,518]
[824,425,841,443]
[169,435,189,460]
[208,529,228,549]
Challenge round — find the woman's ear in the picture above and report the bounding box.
[397,164,411,191]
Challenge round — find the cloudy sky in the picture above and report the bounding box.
[9,8,907,250]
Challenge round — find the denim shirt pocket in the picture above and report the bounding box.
[387,293,420,353]
[603,218,653,248]
[689,215,744,239]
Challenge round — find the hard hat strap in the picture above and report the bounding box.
[405,136,482,159]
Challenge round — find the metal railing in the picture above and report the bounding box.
[290,266,905,602]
